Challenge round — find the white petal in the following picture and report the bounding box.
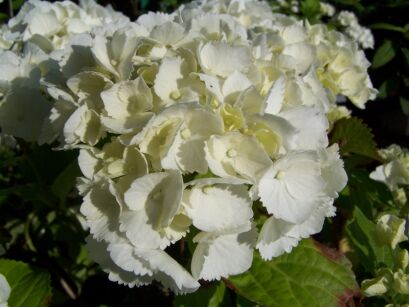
[191,227,257,280]
[318,144,347,197]
[222,71,252,100]
[183,183,253,232]
[86,236,153,288]
[101,114,153,134]
[78,148,101,179]
[137,12,175,32]
[196,73,223,102]
[198,42,251,78]
[234,86,264,116]
[258,151,325,224]
[0,274,10,306]
[205,132,272,181]
[63,104,104,146]
[107,241,152,276]
[264,75,286,115]
[288,198,335,238]
[101,77,152,119]
[280,43,316,75]
[139,103,224,173]
[80,180,121,243]
[246,114,297,157]
[151,21,185,45]
[92,29,138,80]
[279,106,329,151]
[154,56,184,102]
[256,216,300,260]
[135,248,200,294]
[67,71,112,102]
[121,171,184,248]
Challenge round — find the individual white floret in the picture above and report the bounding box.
[136,103,224,173]
[198,41,252,78]
[91,28,140,80]
[258,151,326,224]
[182,180,253,233]
[191,226,257,281]
[121,171,190,249]
[205,131,272,181]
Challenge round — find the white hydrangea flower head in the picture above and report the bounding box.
[0,0,376,294]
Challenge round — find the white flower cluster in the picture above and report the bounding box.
[0,0,378,293]
[273,1,374,50]
[337,10,374,50]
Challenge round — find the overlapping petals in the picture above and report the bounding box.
[0,0,374,294]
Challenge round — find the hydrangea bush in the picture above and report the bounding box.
[0,0,407,305]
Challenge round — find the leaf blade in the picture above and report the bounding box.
[372,40,396,69]
[228,239,359,307]
[0,259,51,307]
[330,117,380,160]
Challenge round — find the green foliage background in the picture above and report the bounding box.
[0,0,408,306]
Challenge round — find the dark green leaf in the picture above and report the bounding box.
[0,259,51,307]
[330,117,380,160]
[0,13,8,22]
[228,239,359,307]
[372,40,396,69]
[343,167,395,217]
[376,78,400,100]
[402,48,409,67]
[400,97,409,116]
[370,23,405,33]
[174,282,230,307]
[300,0,320,20]
[140,0,150,10]
[51,161,80,200]
[12,0,25,11]
[236,295,259,307]
[345,206,394,272]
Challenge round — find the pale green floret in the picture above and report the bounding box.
[362,270,392,297]
[376,214,408,249]
[393,270,409,295]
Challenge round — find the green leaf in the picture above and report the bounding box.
[140,0,150,10]
[400,97,409,116]
[370,23,405,33]
[343,167,395,217]
[0,259,51,307]
[372,40,396,69]
[228,239,359,307]
[330,117,380,160]
[174,282,231,307]
[0,13,8,22]
[345,206,394,272]
[300,0,320,21]
[376,78,401,100]
[402,48,409,67]
[12,0,25,10]
[51,160,80,200]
